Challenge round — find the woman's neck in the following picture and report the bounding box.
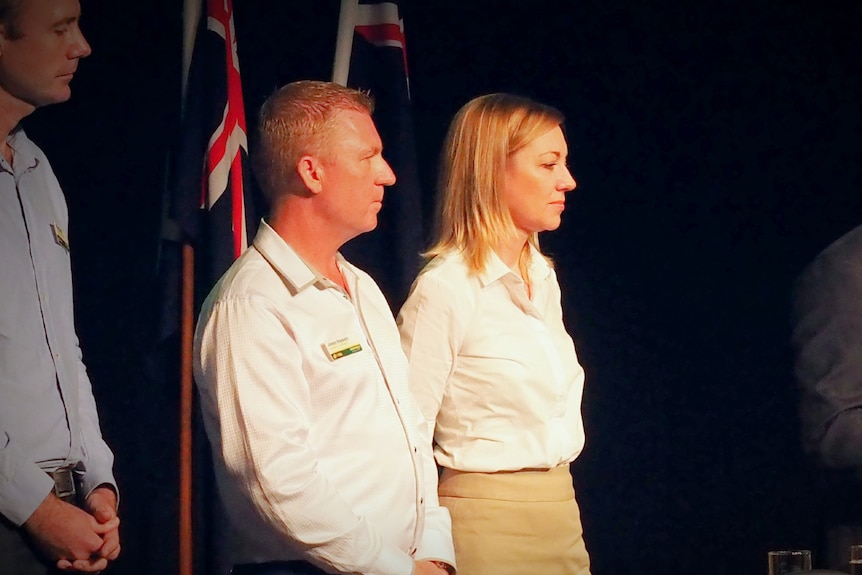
[494,233,530,274]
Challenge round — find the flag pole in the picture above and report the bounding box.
[182,0,202,105]
[180,243,195,575]
[332,0,358,85]
[180,2,201,575]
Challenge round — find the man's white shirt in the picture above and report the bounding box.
[194,221,454,575]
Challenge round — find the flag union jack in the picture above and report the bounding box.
[354,1,410,87]
[203,0,250,261]
[169,0,257,288]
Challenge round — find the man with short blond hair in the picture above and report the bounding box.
[194,80,456,575]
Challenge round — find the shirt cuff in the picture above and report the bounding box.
[364,542,415,575]
[415,528,457,569]
[78,464,119,509]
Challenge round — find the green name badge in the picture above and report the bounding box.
[325,337,363,361]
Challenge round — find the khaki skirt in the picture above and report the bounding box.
[438,465,590,575]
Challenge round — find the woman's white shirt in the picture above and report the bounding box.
[397,248,586,473]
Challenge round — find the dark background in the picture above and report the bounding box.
[19,1,862,573]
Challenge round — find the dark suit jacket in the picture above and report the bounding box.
[793,224,862,470]
[793,225,862,531]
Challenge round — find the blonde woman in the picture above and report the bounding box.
[397,93,590,575]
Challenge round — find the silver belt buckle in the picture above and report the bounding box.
[51,467,77,501]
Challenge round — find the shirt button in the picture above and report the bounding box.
[420,497,424,505]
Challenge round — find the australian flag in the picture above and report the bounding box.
[136,1,258,574]
[333,0,423,310]
[170,1,259,573]
[172,0,258,288]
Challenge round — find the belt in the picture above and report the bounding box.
[48,465,83,506]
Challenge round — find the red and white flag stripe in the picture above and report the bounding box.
[202,0,249,258]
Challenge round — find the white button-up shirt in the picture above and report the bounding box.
[194,221,454,574]
[397,248,586,473]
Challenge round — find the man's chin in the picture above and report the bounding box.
[51,90,73,104]
[34,87,73,107]
[360,217,379,234]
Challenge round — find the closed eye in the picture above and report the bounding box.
[53,16,78,35]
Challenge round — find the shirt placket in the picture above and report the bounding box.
[16,163,76,464]
[506,275,570,460]
[344,269,425,554]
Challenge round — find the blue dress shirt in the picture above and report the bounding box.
[0,128,116,525]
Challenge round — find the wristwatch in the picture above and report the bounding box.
[429,560,456,574]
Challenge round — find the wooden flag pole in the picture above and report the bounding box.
[180,243,195,575]
[179,3,201,575]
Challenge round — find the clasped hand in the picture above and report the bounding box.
[24,486,121,573]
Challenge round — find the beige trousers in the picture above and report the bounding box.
[438,465,591,575]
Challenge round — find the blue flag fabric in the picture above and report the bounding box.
[138,1,257,574]
[171,0,258,289]
[336,0,424,310]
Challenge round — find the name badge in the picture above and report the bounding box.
[325,336,363,361]
[51,223,70,252]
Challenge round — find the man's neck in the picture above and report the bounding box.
[0,92,36,165]
[0,90,36,143]
[268,205,349,290]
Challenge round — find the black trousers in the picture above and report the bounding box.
[0,468,85,575]
[232,561,328,575]
[0,515,55,575]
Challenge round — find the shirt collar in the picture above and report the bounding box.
[477,243,553,288]
[1,127,39,175]
[477,250,515,288]
[526,245,554,283]
[252,220,330,294]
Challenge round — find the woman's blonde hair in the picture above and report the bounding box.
[426,93,565,273]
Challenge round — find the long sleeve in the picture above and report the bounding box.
[196,294,414,575]
[412,391,455,565]
[397,271,471,431]
[73,338,117,499]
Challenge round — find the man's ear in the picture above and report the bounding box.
[296,155,324,196]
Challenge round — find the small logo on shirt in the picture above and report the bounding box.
[325,336,363,361]
[51,223,69,252]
